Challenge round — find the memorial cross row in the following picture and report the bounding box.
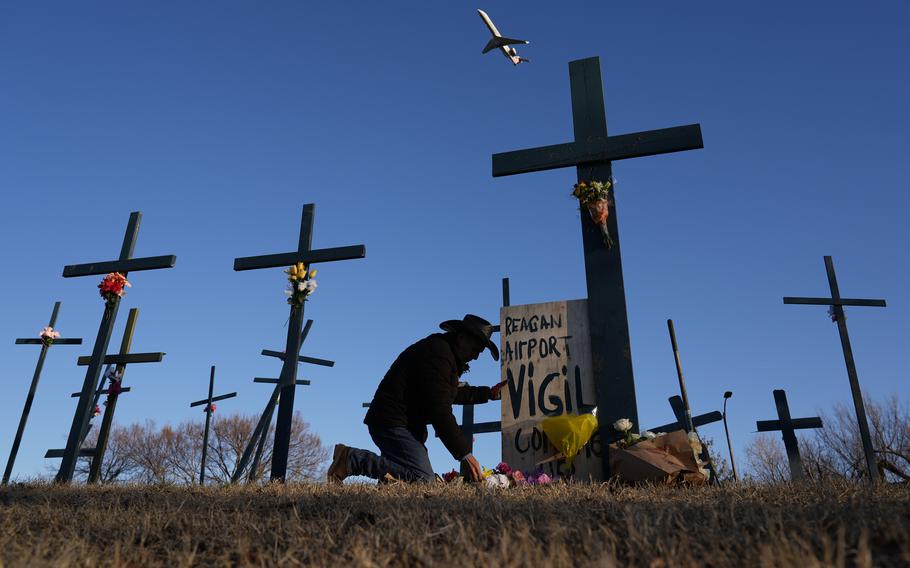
[189,365,237,484]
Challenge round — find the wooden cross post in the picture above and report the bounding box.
[492,57,703,476]
[237,319,324,483]
[234,204,363,481]
[783,256,885,484]
[756,389,823,483]
[3,302,83,484]
[189,365,237,484]
[56,212,175,483]
[458,277,509,475]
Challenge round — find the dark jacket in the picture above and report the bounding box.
[364,332,491,459]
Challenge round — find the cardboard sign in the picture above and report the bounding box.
[500,300,603,480]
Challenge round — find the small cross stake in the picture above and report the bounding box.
[189,366,237,484]
[3,302,83,484]
[756,389,823,483]
[228,318,331,483]
[783,255,885,484]
[55,211,175,483]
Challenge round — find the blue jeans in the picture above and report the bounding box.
[347,426,436,483]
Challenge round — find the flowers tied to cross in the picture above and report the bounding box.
[283,262,317,307]
[92,404,102,418]
[204,403,217,413]
[572,178,615,248]
[102,365,124,405]
[98,272,131,306]
[39,326,61,347]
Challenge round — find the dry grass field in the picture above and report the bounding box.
[1,481,908,567]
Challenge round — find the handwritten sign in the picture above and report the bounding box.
[500,300,603,480]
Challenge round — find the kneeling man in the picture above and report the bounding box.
[328,314,502,483]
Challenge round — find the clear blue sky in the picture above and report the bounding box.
[2,1,908,481]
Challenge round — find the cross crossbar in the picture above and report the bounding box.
[76,353,164,366]
[45,448,95,459]
[253,378,311,386]
[234,246,365,272]
[71,387,132,397]
[190,392,238,407]
[261,349,334,367]
[783,297,886,307]
[62,255,177,278]
[649,411,723,434]
[16,338,83,345]
[756,417,823,432]
[492,124,703,177]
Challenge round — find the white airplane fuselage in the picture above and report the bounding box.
[478,9,523,65]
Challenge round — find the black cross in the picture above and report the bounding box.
[783,256,885,484]
[491,57,703,477]
[228,317,331,483]
[234,204,363,481]
[189,365,237,484]
[756,389,823,483]
[46,308,165,483]
[55,212,175,483]
[3,302,83,484]
[648,396,723,434]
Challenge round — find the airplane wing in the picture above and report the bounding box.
[482,36,529,54]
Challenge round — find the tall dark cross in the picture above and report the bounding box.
[491,57,703,476]
[55,212,175,483]
[234,204,362,481]
[46,308,165,483]
[783,256,885,484]
[190,365,237,484]
[3,302,83,484]
[756,389,823,483]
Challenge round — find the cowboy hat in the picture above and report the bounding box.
[439,314,499,361]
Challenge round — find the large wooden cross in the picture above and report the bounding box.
[55,212,175,483]
[491,57,703,475]
[648,395,722,434]
[234,204,363,482]
[783,255,885,484]
[3,302,83,484]
[756,389,823,483]
[189,365,237,484]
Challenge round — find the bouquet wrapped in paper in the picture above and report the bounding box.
[608,428,706,485]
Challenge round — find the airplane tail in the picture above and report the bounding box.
[482,36,528,54]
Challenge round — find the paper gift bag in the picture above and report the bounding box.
[608,429,706,485]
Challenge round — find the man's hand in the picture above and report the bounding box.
[461,454,483,482]
[490,380,507,401]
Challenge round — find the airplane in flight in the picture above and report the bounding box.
[477,9,529,66]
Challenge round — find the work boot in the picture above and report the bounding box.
[327,444,351,484]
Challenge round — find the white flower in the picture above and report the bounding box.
[484,473,510,489]
[297,282,306,292]
[643,431,657,440]
[284,288,293,297]
[304,279,318,293]
[613,418,633,432]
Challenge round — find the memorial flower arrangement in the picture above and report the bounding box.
[572,178,615,248]
[205,403,216,413]
[92,404,102,418]
[441,461,553,487]
[284,262,317,307]
[102,365,124,406]
[98,272,130,306]
[39,326,61,347]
